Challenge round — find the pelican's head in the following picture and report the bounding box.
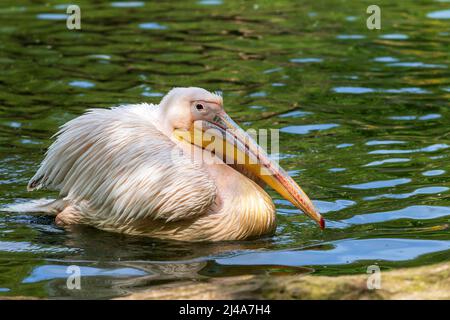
[159,87,324,229]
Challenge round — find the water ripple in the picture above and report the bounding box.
[369,144,449,155]
[278,110,311,118]
[387,62,447,69]
[139,22,168,30]
[111,1,144,7]
[290,58,323,63]
[23,265,147,284]
[36,13,66,20]
[343,178,411,190]
[427,9,450,19]
[333,87,374,94]
[277,199,355,214]
[198,0,223,5]
[0,241,78,254]
[366,140,405,146]
[217,238,450,266]
[388,114,442,121]
[373,56,399,63]
[281,124,339,135]
[341,205,450,225]
[329,168,346,172]
[336,34,365,39]
[336,143,353,148]
[379,34,409,40]
[384,87,430,94]
[333,87,431,94]
[364,158,410,167]
[363,186,449,201]
[313,199,356,213]
[422,170,446,176]
[69,80,95,89]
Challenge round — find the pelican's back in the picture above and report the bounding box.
[28,104,217,226]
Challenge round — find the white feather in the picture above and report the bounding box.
[28,103,216,226]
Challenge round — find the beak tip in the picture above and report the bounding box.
[319,217,325,230]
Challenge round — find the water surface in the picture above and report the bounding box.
[0,0,449,298]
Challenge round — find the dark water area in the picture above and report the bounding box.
[0,0,449,298]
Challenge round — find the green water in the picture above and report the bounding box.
[0,0,449,299]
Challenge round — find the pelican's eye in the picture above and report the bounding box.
[196,103,204,111]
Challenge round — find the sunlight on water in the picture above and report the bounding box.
[427,9,450,19]
[0,0,448,299]
[379,33,409,40]
[23,265,147,283]
[216,239,450,266]
[139,22,168,30]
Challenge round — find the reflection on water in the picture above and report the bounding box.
[23,265,147,284]
[422,170,446,176]
[216,238,450,266]
[340,205,450,225]
[427,9,450,19]
[281,123,339,135]
[139,22,168,30]
[343,178,411,190]
[363,186,449,201]
[0,0,449,298]
[379,33,409,40]
[110,2,145,8]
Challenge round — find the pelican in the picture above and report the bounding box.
[27,87,324,241]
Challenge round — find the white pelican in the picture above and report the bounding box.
[27,87,324,241]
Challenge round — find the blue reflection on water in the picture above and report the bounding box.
[389,114,443,121]
[422,170,446,176]
[427,9,450,19]
[333,87,374,94]
[369,144,448,155]
[0,241,77,254]
[69,80,95,89]
[111,1,144,7]
[373,56,399,62]
[281,124,339,134]
[363,186,449,201]
[216,238,450,266]
[336,34,365,39]
[387,62,447,69]
[198,0,223,5]
[341,205,450,225]
[290,58,323,63]
[278,110,311,118]
[366,140,405,146]
[379,34,409,40]
[139,22,168,30]
[343,178,411,190]
[36,13,67,20]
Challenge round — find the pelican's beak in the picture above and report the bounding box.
[174,111,325,229]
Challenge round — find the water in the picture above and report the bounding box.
[0,0,449,299]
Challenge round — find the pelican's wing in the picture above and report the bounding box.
[28,104,216,223]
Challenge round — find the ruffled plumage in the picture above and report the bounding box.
[28,104,217,226]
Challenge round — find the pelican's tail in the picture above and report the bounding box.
[0,198,64,215]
